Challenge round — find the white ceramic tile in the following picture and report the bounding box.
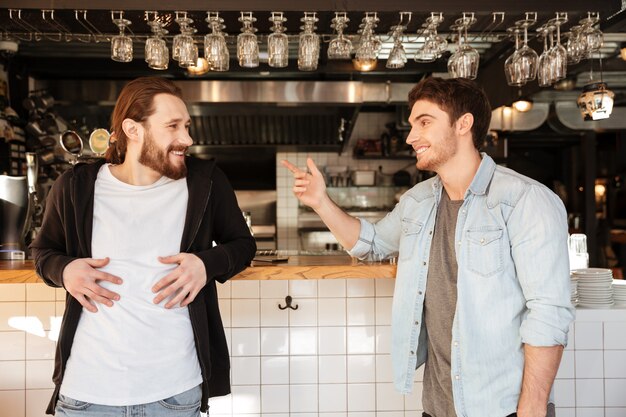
[404,381,423,410]
[347,298,375,326]
[0,283,25,301]
[231,385,260,414]
[405,412,424,417]
[289,280,317,298]
[347,413,376,417]
[26,302,55,331]
[376,326,391,354]
[575,350,604,379]
[347,279,375,297]
[231,280,260,298]
[290,299,317,326]
[0,331,25,360]
[260,281,288,299]
[319,355,346,383]
[347,355,375,383]
[377,412,404,417]
[575,378,604,407]
[26,333,55,360]
[319,279,346,297]
[262,356,289,384]
[218,299,231,327]
[374,278,396,297]
[261,299,289,327]
[604,322,626,349]
[290,356,318,384]
[319,383,347,412]
[347,383,376,412]
[0,360,24,389]
[26,360,54,389]
[319,327,346,355]
[216,281,231,299]
[0,390,25,417]
[555,350,574,379]
[261,327,289,356]
[605,378,626,406]
[553,379,575,407]
[576,408,605,417]
[318,299,346,326]
[555,408,575,417]
[290,327,317,355]
[231,328,260,356]
[208,393,232,414]
[26,388,53,417]
[575,321,603,350]
[290,385,318,412]
[376,382,404,411]
[55,288,66,301]
[375,354,393,383]
[605,351,626,378]
[26,284,55,301]
[231,356,260,385]
[606,408,626,417]
[347,326,376,354]
[55,301,65,317]
[231,299,260,327]
[261,385,290,413]
[375,297,392,325]
[0,302,25,331]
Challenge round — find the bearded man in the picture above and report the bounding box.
[31,77,256,416]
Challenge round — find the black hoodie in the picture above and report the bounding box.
[31,157,256,414]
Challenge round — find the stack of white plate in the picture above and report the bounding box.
[570,278,578,306]
[571,268,613,308]
[613,280,626,307]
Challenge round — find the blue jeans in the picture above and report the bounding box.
[54,385,201,417]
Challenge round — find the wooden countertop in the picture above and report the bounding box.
[0,257,397,284]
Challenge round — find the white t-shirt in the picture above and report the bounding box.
[60,164,202,405]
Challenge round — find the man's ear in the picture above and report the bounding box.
[121,119,142,143]
[456,112,474,137]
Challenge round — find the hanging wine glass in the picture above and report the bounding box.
[328,12,352,60]
[268,12,288,68]
[204,12,229,72]
[548,12,568,82]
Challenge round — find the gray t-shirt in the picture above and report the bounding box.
[422,189,462,417]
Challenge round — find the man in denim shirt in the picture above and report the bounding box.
[282,77,574,417]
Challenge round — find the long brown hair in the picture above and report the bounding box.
[407,77,491,150]
[106,77,183,164]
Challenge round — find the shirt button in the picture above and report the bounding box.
[423,261,427,266]
[410,351,415,355]
[453,341,459,347]
[462,209,466,214]
[480,238,485,245]
[414,320,419,325]
[455,375,460,380]
[457,241,461,245]
[429,230,433,235]
[418,290,423,295]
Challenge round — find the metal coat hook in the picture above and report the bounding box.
[278,295,298,310]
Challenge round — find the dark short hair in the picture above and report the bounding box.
[106,77,183,164]
[408,77,491,149]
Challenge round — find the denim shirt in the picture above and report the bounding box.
[348,154,575,417]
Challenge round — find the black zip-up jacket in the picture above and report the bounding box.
[30,157,256,414]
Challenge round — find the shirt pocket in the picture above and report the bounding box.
[466,226,504,277]
[399,218,423,261]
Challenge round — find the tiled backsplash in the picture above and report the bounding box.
[1,281,626,417]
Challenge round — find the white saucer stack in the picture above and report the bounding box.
[612,280,626,307]
[571,268,614,308]
[570,278,578,306]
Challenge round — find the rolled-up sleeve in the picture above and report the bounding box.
[509,184,575,347]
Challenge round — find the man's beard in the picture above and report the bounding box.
[138,130,188,180]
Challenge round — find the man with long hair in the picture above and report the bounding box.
[32,77,256,416]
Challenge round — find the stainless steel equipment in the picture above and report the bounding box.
[0,175,29,259]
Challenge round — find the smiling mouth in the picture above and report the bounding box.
[414,146,429,155]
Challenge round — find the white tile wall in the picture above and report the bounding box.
[2,282,626,417]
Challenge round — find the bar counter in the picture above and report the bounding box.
[0,256,397,283]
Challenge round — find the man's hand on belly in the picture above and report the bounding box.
[151,253,208,309]
[62,257,123,313]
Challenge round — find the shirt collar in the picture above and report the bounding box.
[430,152,496,198]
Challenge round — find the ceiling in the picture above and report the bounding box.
[1,0,626,108]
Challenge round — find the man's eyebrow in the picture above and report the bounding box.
[409,113,436,123]
[163,117,191,124]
